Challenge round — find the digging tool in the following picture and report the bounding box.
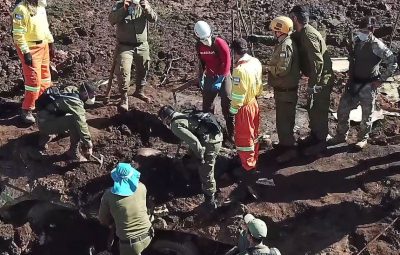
[103,46,119,105]
[90,154,104,167]
[171,78,197,93]
[231,9,235,70]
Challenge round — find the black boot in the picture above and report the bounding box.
[203,193,217,210]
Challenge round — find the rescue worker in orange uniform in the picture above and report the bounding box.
[230,39,270,199]
[12,0,55,124]
[230,38,263,172]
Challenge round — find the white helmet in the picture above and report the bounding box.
[194,21,212,39]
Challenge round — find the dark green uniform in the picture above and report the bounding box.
[98,184,152,255]
[267,35,301,147]
[37,86,91,150]
[170,112,223,196]
[293,24,334,141]
[109,1,157,94]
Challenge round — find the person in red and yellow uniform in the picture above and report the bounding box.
[12,0,55,124]
[230,38,263,172]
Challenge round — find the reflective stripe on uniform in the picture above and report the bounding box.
[236,145,255,152]
[24,85,40,92]
[12,28,26,34]
[41,78,51,83]
[229,107,238,114]
[20,45,29,52]
[231,93,245,101]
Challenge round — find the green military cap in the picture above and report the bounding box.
[244,214,268,239]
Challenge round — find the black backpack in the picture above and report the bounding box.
[35,87,62,111]
[185,109,222,136]
[35,87,80,112]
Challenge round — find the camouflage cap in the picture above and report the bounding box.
[244,214,268,239]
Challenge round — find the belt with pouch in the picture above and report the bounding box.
[120,227,154,245]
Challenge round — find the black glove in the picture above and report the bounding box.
[24,52,33,66]
[49,43,55,60]
[247,35,259,43]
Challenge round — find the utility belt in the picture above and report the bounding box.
[273,86,298,92]
[120,227,154,245]
[119,41,143,47]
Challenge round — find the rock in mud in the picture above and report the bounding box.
[136,148,162,157]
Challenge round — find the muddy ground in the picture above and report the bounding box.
[1,0,400,254]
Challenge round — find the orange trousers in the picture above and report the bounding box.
[235,99,260,171]
[17,43,51,110]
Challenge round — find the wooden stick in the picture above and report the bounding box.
[355,217,399,255]
[236,1,242,37]
[245,0,255,55]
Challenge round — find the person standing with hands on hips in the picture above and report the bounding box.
[109,0,157,112]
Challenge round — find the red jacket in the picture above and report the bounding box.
[197,37,231,76]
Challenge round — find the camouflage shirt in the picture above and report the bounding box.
[109,0,157,44]
[350,34,398,81]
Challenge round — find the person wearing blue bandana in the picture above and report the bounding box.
[98,163,153,255]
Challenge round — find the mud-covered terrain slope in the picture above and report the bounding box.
[0,0,400,254]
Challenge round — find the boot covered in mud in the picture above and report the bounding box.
[133,86,151,103]
[118,92,129,112]
[237,169,260,200]
[66,142,87,162]
[21,109,35,124]
[202,193,218,210]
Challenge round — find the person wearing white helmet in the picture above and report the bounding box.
[193,20,235,147]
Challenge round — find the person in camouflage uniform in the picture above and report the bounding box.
[37,84,96,162]
[289,5,334,156]
[158,105,223,210]
[248,16,301,163]
[109,0,157,111]
[329,17,398,149]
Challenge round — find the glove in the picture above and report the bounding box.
[247,34,260,43]
[212,75,225,91]
[307,85,323,95]
[49,43,55,60]
[82,147,93,159]
[81,141,93,158]
[24,52,33,66]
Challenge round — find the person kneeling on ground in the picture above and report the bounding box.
[98,163,153,255]
[236,214,281,255]
[158,105,223,210]
[36,83,95,161]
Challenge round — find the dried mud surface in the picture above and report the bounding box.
[1,0,400,254]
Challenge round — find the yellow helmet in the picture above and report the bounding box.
[269,16,293,34]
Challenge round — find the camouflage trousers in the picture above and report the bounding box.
[199,141,222,196]
[336,82,377,140]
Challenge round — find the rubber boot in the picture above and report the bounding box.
[118,92,129,112]
[66,143,87,162]
[21,109,35,124]
[133,86,151,103]
[241,170,259,200]
[203,193,218,210]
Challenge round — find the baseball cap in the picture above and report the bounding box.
[244,214,268,239]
